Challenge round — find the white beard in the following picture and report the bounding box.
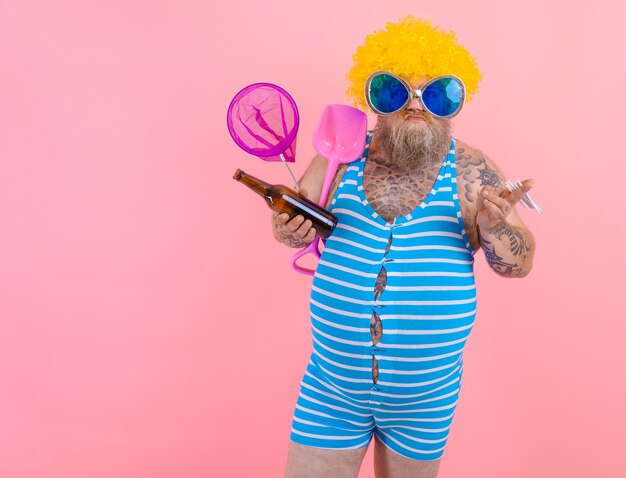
[375,117,452,172]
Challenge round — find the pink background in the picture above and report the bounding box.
[1,1,624,477]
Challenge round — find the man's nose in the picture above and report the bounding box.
[405,92,424,112]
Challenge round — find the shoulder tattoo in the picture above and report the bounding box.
[456,145,504,204]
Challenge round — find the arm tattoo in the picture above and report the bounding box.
[456,146,503,203]
[456,144,507,252]
[488,221,531,257]
[480,236,523,277]
[477,165,502,188]
[455,146,481,203]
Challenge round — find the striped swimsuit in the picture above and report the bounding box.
[289,131,477,461]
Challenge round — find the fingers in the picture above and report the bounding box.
[483,198,506,222]
[479,185,509,199]
[285,215,305,232]
[276,213,290,225]
[480,182,532,213]
[480,188,512,216]
[302,226,316,243]
[478,185,505,213]
[292,217,315,239]
[276,213,317,240]
[506,178,535,205]
[477,178,537,227]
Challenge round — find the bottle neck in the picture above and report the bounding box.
[233,169,270,197]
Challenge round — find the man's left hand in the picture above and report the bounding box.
[476,178,535,230]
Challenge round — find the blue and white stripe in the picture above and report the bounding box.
[290,132,476,461]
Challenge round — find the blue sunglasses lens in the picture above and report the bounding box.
[421,77,463,117]
[368,73,409,114]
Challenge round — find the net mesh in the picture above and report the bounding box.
[227,83,298,162]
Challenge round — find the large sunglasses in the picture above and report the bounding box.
[364,71,466,118]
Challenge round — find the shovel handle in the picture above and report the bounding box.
[318,161,338,208]
[291,237,324,275]
[290,161,337,275]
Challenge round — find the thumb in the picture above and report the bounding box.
[299,187,308,197]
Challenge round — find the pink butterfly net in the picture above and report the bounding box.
[227,82,298,165]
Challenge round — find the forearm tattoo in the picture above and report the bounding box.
[488,221,531,257]
[479,236,523,277]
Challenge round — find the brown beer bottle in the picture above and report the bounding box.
[233,169,338,239]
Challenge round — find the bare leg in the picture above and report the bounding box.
[284,441,369,478]
[373,435,441,478]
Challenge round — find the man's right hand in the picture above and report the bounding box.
[272,188,317,248]
[270,156,347,248]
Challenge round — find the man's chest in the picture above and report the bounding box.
[361,159,480,249]
[326,157,480,250]
[361,164,436,222]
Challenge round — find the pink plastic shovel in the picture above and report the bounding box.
[291,104,368,275]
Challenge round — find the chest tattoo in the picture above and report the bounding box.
[362,154,440,223]
[330,140,501,254]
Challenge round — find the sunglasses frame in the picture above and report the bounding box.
[364,70,466,119]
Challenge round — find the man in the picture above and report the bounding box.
[272,16,536,478]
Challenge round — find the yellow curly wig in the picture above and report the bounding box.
[346,16,482,109]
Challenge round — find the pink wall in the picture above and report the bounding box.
[1,1,624,477]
